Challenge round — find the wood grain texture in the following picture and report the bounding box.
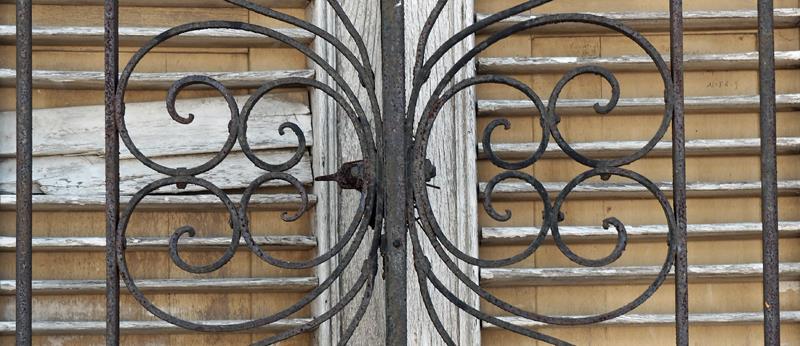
[484,311,800,328]
[480,262,800,287]
[406,0,480,344]
[0,277,318,294]
[478,51,800,74]
[0,25,314,48]
[0,193,316,211]
[0,94,311,158]
[480,180,800,200]
[477,8,800,34]
[0,319,312,335]
[0,235,317,251]
[478,137,800,159]
[481,221,800,245]
[0,68,314,89]
[477,93,800,117]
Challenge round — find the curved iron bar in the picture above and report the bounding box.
[409,9,679,345]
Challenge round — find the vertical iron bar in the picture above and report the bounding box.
[15,0,33,344]
[669,0,688,345]
[381,0,407,345]
[104,0,120,344]
[757,0,780,344]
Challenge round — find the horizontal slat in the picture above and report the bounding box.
[0,94,311,158]
[479,180,800,200]
[0,277,318,295]
[0,25,314,48]
[478,51,800,74]
[0,318,312,335]
[0,194,316,211]
[0,68,315,90]
[481,221,800,245]
[476,8,800,35]
[478,138,800,159]
[483,311,800,328]
[477,93,800,117]
[0,235,317,251]
[0,0,309,7]
[480,263,800,287]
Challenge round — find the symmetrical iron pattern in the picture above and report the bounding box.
[11,0,782,345]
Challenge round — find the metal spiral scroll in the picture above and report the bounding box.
[113,1,382,345]
[410,1,678,345]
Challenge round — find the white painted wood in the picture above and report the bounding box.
[478,51,800,74]
[0,193,316,211]
[0,0,309,7]
[0,319,312,335]
[0,25,314,48]
[477,138,800,159]
[484,311,800,328]
[406,0,480,344]
[0,95,311,158]
[481,263,800,287]
[481,221,800,245]
[479,180,800,200]
[0,149,313,195]
[477,8,800,34]
[0,68,314,90]
[0,235,317,251]
[477,93,800,117]
[0,277,318,295]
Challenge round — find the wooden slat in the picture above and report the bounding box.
[480,263,800,287]
[0,0,309,7]
[476,8,800,34]
[0,235,317,251]
[0,25,314,48]
[0,193,316,211]
[0,94,311,158]
[481,221,800,245]
[477,138,800,160]
[0,68,315,90]
[479,180,800,200]
[0,277,318,295]
[483,311,800,328]
[477,94,800,117]
[0,319,312,335]
[478,51,800,74]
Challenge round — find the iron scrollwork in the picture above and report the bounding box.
[112,0,677,345]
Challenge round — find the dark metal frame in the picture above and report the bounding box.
[12,0,781,345]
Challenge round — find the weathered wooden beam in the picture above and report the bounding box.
[478,51,800,74]
[0,235,317,251]
[0,25,314,48]
[483,311,800,328]
[481,221,800,245]
[480,263,800,287]
[479,180,800,200]
[0,0,309,7]
[477,138,800,160]
[0,68,315,90]
[477,94,800,117]
[0,193,316,211]
[0,318,313,335]
[476,8,800,34]
[0,94,311,158]
[0,277,318,295]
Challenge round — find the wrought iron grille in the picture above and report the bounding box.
[11,0,782,345]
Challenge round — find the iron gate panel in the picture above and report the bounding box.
[11,0,782,345]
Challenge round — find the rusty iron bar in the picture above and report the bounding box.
[15,0,33,345]
[381,0,408,345]
[670,0,689,344]
[104,0,120,344]
[758,0,781,344]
